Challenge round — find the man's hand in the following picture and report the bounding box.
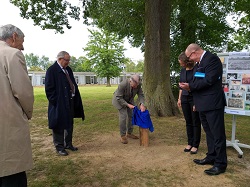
[128,104,135,109]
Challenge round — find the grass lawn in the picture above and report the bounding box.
[27,86,250,187]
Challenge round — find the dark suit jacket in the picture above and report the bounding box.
[45,62,85,129]
[189,51,226,112]
[112,79,144,110]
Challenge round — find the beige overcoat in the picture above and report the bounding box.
[0,41,34,177]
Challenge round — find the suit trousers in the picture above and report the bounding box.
[181,95,201,148]
[0,171,27,187]
[52,97,74,151]
[199,107,227,168]
[118,107,133,136]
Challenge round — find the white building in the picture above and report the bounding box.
[28,71,142,86]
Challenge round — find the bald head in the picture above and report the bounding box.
[185,43,204,62]
[186,43,201,52]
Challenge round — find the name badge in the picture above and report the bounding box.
[194,72,205,78]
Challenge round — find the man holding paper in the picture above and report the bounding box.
[179,43,227,175]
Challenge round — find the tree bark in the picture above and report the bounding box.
[144,0,179,116]
[106,77,111,87]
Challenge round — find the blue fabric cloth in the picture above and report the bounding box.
[132,106,154,132]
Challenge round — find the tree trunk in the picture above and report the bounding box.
[144,0,179,116]
[106,77,111,87]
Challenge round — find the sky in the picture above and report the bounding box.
[0,0,144,61]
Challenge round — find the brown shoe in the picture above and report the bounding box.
[121,136,128,144]
[127,134,139,139]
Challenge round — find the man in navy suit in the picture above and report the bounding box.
[45,51,85,156]
[179,43,227,175]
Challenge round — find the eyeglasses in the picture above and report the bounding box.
[187,51,195,59]
[63,58,70,62]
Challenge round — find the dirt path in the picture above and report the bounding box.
[58,132,249,187]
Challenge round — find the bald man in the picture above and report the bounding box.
[112,74,146,144]
[179,43,227,175]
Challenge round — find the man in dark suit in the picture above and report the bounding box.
[45,51,85,156]
[112,74,146,144]
[179,43,227,175]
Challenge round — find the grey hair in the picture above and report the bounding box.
[0,24,24,41]
[130,74,141,84]
[57,51,69,59]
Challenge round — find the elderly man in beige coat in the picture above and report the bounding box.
[0,24,34,187]
[112,74,146,144]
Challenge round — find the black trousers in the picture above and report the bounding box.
[53,97,74,151]
[199,107,227,168]
[181,95,201,148]
[53,126,74,151]
[0,172,27,187]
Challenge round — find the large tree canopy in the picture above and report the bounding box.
[11,0,237,65]
[11,0,242,116]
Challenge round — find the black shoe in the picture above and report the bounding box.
[193,158,214,165]
[65,145,78,151]
[190,148,198,154]
[56,149,68,156]
[204,166,226,175]
[184,147,192,152]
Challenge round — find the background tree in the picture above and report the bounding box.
[135,60,144,72]
[124,58,137,72]
[25,53,39,70]
[40,55,52,70]
[76,56,94,72]
[227,0,250,51]
[25,53,52,71]
[170,0,235,73]
[84,28,126,87]
[67,56,94,72]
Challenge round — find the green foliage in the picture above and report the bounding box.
[227,1,250,51]
[77,56,94,72]
[124,59,144,73]
[83,0,145,49]
[25,53,52,71]
[12,0,237,72]
[10,0,81,33]
[68,56,93,72]
[124,58,136,72]
[170,0,235,73]
[84,28,126,84]
[136,60,144,72]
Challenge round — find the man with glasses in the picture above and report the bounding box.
[45,51,85,156]
[112,74,146,144]
[179,43,227,175]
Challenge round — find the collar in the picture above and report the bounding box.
[57,61,64,69]
[199,50,206,63]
